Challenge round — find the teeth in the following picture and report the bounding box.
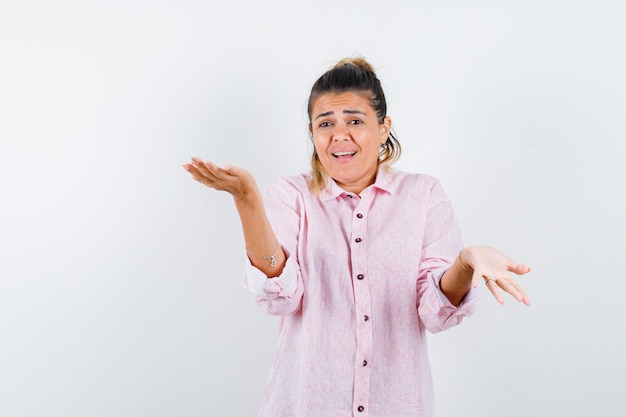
[333,151,356,156]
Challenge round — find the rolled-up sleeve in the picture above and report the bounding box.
[418,266,479,333]
[416,179,479,333]
[241,250,304,316]
[242,249,299,299]
[240,178,305,316]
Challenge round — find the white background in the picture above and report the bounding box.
[1,1,625,416]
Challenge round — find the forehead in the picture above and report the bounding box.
[311,92,373,114]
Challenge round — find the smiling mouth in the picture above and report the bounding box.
[332,151,356,158]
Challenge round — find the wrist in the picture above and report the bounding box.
[233,186,262,208]
[458,247,477,272]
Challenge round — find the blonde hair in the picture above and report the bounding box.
[307,57,401,193]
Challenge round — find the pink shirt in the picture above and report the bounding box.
[242,167,478,417]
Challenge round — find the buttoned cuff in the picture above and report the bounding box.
[242,249,299,299]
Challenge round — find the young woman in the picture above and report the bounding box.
[183,57,530,417]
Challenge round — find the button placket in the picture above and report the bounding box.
[350,199,372,415]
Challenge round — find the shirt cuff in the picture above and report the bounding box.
[241,249,298,299]
[431,266,480,313]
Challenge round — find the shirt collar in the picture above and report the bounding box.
[318,165,396,201]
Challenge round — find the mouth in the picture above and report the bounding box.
[332,151,357,159]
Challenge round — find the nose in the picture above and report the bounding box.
[332,123,350,141]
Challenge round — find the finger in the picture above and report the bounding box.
[192,157,215,177]
[203,160,233,181]
[183,162,203,177]
[223,164,240,176]
[496,277,530,306]
[183,162,218,186]
[508,263,531,275]
[471,270,485,289]
[485,279,505,305]
[183,164,212,185]
[518,288,531,306]
[190,157,206,169]
[183,164,205,182]
[192,159,236,189]
[192,174,212,187]
[504,277,531,305]
[190,158,224,180]
[206,161,245,181]
[187,158,209,180]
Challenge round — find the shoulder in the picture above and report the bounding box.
[385,168,443,192]
[261,173,313,208]
[381,169,454,211]
[265,173,311,194]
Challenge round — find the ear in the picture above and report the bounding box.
[380,116,392,143]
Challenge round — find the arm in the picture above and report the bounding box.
[416,179,531,333]
[182,157,285,277]
[441,245,531,306]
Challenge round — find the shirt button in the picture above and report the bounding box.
[363,360,368,366]
[364,315,369,321]
[356,213,363,218]
[355,237,362,243]
[358,405,365,412]
[357,274,364,280]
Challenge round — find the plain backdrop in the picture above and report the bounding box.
[1,1,625,416]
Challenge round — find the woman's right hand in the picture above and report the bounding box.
[182,157,258,201]
[184,157,286,277]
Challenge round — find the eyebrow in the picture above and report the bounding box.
[314,109,367,120]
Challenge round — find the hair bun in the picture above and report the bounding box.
[333,56,376,74]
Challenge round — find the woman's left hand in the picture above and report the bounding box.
[460,246,531,306]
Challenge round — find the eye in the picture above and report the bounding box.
[349,119,363,125]
[319,121,332,128]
